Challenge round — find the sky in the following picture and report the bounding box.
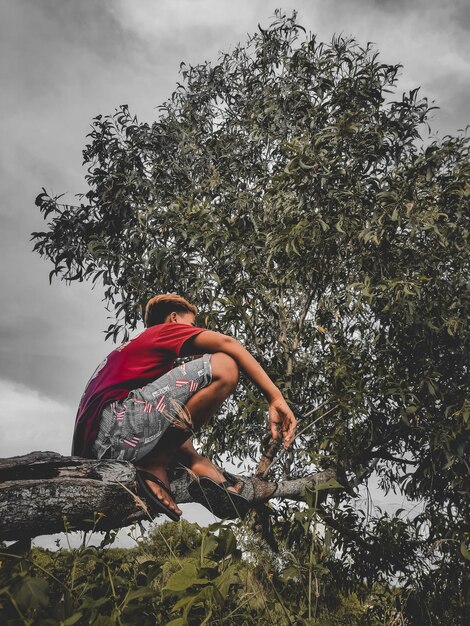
[1,0,469,545]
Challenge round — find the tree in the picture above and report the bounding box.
[32,10,469,620]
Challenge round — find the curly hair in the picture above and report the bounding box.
[144,294,197,327]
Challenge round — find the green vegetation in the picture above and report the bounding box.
[0,519,416,625]
[28,9,470,624]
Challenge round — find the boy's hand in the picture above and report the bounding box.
[269,397,297,449]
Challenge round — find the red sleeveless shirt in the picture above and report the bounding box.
[72,323,205,457]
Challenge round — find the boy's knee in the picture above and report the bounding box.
[211,352,239,390]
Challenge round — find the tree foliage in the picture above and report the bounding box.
[32,10,469,614]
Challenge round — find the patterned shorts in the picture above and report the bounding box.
[91,354,212,463]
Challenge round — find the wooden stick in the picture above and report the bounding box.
[255,403,340,480]
[254,437,282,478]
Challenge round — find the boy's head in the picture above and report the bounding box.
[144,294,197,327]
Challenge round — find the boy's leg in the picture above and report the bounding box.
[136,352,239,515]
[173,438,230,485]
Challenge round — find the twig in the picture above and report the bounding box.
[256,402,340,479]
[255,438,281,478]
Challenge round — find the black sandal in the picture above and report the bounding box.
[187,476,251,520]
[136,470,181,522]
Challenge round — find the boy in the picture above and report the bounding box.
[72,294,296,520]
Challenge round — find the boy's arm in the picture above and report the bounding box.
[180,331,296,448]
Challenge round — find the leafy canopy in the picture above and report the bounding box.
[33,10,469,593]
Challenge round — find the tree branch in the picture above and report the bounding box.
[0,452,338,542]
[293,286,316,352]
[370,451,419,466]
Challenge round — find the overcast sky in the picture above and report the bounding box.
[1,0,469,539]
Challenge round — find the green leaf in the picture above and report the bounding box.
[217,528,237,557]
[182,586,214,621]
[164,563,209,593]
[401,413,412,427]
[13,576,49,611]
[212,564,240,599]
[80,596,109,609]
[201,534,218,558]
[61,612,83,626]
[280,565,299,582]
[460,541,470,560]
[121,587,156,606]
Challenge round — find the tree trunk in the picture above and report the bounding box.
[0,451,337,541]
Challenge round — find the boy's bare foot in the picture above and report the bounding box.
[135,464,182,516]
[173,439,240,492]
[182,454,240,493]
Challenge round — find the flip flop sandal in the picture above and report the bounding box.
[187,477,251,520]
[136,470,181,522]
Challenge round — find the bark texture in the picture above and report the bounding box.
[0,451,337,541]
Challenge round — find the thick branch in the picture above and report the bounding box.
[0,452,337,541]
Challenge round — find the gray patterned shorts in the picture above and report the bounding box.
[91,354,212,463]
